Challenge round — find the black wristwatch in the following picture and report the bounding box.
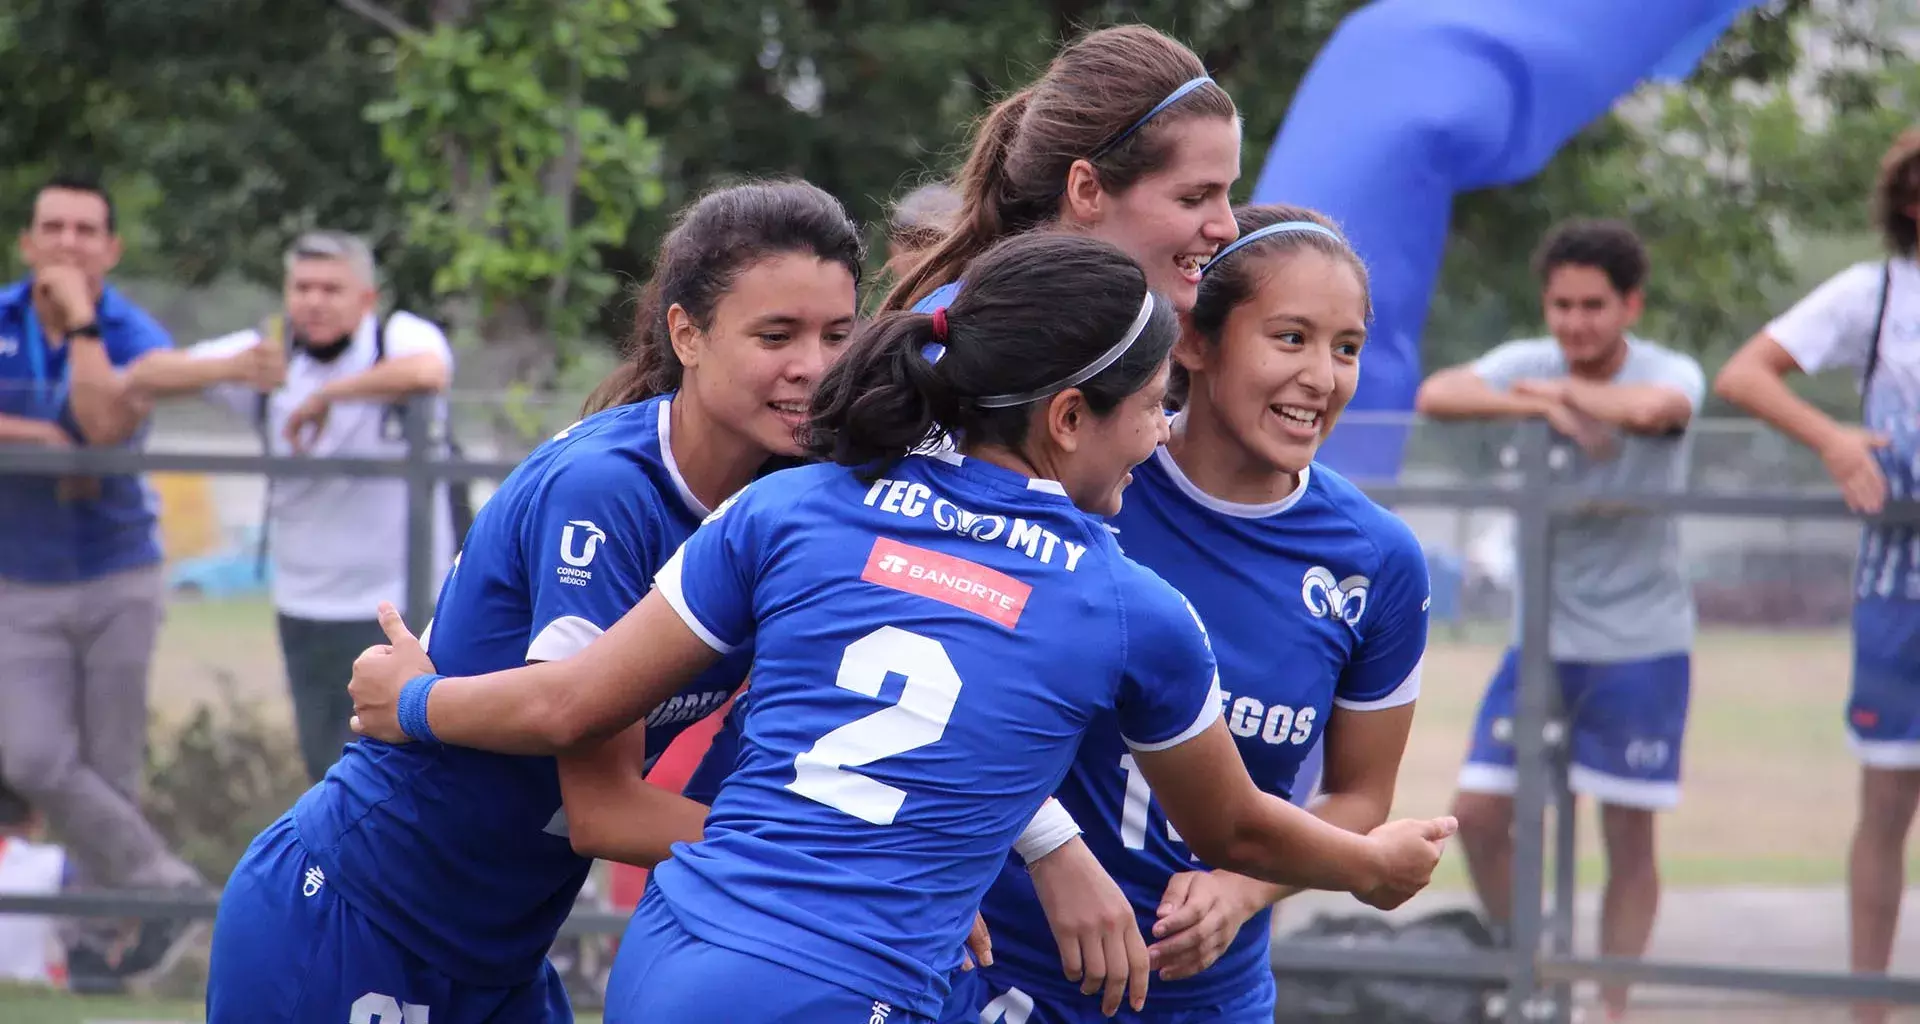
[63,323,103,344]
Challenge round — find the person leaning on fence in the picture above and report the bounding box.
[1713,127,1920,1024]
[127,230,456,784]
[1415,218,1705,1023]
[0,174,215,989]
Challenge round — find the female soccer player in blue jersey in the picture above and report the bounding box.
[885,24,1241,320]
[697,27,1248,1010]
[669,26,1247,1011]
[943,207,1430,1024]
[347,231,1457,1024]
[204,180,869,1024]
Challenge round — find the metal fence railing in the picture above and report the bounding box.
[1,397,1916,1021]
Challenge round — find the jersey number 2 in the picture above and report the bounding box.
[788,626,963,825]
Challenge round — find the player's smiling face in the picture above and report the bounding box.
[673,252,857,457]
[1066,116,1241,315]
[1049,358,1173,517]
[1184,249,1366,475]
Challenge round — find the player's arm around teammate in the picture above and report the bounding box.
[1150,707,1416,981]
[534,182,868,869]
[875,27,1246,1010]
[348,234,1454,906]
[205,182,869,1024]
[945,207,1432,1024]
[1144,207,1428,986]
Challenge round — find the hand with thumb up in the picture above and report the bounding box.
[349,602,438,744]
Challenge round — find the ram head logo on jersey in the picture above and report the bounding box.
[559,520,606,568]
[1301,566,1370,626]
[931,501,1007,542]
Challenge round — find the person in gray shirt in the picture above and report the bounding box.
[1416,219,1704,1022]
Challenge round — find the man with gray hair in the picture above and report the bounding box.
[132,230,455,782]
[885,181,961,278]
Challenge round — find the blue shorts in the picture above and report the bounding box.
[939,963,1271,1024]
[606,884,930,1024]
[1457,648,1690,810]
[207,814,570,1024]
[1849,597,1920,768]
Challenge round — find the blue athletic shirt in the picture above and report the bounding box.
[291,393,754,985]
[0,279,172,583]
[645,451,1222,1018]
[972,446,1431,1010]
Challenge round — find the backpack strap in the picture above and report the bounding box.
[253,314,289,576]
[1864,259,1892,422]
[252,314,288,434]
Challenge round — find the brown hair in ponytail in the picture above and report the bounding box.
[882,25,1237,312]
[811,232,1178,477]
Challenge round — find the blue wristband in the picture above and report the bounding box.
[396,673,444,745]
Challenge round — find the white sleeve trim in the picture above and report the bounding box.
[654,549,737,654]
[1123,673,1224,753]
[1334,659,1423,712]
[526,615,606,663]
[1013,798,1082,864]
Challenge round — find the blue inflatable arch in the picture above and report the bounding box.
[1252,0,1762,479]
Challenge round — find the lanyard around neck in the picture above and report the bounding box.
[20,307,72,411]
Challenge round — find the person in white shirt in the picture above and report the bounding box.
[130,231,455,782]
[0,784,66,988]
[1715,129,1920,1024]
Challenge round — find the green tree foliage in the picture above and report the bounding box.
[0,0,1911,399]
[1429,0,1918,378]
[365,0,671,383]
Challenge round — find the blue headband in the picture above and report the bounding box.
[1201,220,1342,276]
[1089,76,1216,160]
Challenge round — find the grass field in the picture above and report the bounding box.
[0,985,613,1024]
[0,597,1902,1020]
[146,598,1885,889]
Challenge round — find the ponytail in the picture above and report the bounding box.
[813,232,1178,479]
[883,89,1044,311]
[881,26,1236,313]
[805,311,954,476]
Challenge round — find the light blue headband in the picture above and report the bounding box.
[1090,76,1217,160]
[976,291,1157,409]
[1201,220,1342,276]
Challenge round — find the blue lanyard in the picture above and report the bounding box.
[21,307,72,412]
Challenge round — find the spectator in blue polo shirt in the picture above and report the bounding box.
[0,175,207,988]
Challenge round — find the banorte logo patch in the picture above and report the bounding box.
[861,536,1031,630]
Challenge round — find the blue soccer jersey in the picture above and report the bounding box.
[638,451,1222,1019]
[290,394,754,985]
[970,446,1431,1012]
